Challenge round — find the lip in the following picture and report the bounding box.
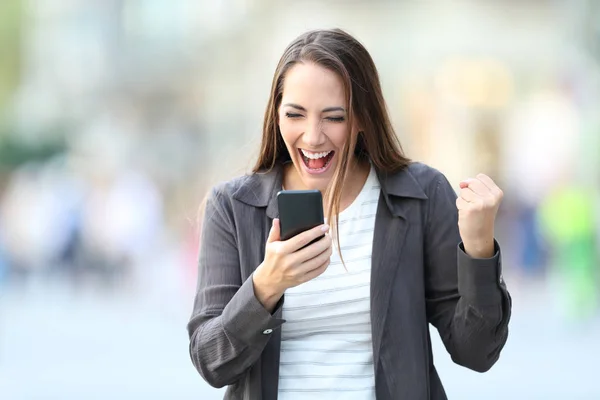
[297,148,335,175]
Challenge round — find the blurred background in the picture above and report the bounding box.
[0,0,599,399]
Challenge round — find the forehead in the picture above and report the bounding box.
[281,62,346,106]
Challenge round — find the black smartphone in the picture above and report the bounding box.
[277,190,325,245]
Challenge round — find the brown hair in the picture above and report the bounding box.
[253,28,410,259]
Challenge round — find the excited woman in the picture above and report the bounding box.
[188,28,511,400]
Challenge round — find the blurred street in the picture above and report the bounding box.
[1,0,600,399]
[1,270,599,399]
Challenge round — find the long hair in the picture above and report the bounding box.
[253,28,411,260]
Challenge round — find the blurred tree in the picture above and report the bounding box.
[539,185,598,322]
[0,135,66,171]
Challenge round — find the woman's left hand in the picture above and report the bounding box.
[456,173,504,258]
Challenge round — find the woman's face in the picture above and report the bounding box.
[278,62,355,192]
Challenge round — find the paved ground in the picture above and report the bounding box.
[1,273,599,400]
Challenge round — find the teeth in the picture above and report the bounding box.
[300,149,332,159]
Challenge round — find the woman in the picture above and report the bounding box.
[188,29,511,400]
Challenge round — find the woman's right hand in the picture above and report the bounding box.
[253,218,332,311]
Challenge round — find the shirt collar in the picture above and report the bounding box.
[231,162,427,218]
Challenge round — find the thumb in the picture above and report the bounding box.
[267,218,281,243]
[459,179,474,189]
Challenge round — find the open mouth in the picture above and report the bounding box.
[298,148,335,172]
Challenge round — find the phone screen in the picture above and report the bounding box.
[277,190,324,242]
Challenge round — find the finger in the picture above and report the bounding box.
[465,178,489,196]
[290,233,332,264]
[460,177,488,195]
[298,245,332,276]
[459,187,478,202]
[301,259,330,282]
[267,218,281,243]
[456,196,470,210]
[476,173,503,198]
[284,224,330,253]
[459,179,474,189]
[475,173,496,190]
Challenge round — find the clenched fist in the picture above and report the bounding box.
[456,173,503,258]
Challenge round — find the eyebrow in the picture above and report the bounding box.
[283,103,346,113]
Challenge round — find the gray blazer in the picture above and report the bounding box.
[187,162,511,400]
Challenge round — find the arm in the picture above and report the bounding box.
[424,174,511,372]
[187,187,284,388]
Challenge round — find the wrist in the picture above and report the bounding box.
[463,237,495,258]
[252,268,283,312]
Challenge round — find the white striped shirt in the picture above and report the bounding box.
[278,166,379,399]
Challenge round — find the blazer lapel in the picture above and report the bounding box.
[232,165,282,219]
[371,166,428,374]
[370,194,409,374]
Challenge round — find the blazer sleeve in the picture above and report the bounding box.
[424,173,511,373]
[187,187,285,388]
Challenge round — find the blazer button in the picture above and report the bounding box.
[263,329,273,335]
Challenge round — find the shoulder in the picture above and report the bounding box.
[201,175,256,230]
[403,162,447,190]
[379,162,449,200]
[207,167,278,210]
[209,175,253,200]
[405,162,456,201]
[403,163,457,209]
[206,174,256,213]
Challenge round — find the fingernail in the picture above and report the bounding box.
[321,224,330,232]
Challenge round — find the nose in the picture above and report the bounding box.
[303,119,326,148]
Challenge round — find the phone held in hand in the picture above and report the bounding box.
[276,190,325,246]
